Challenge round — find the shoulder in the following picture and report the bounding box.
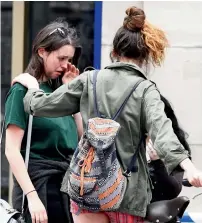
[5,83,29,129]
[5,83,28,107]
[7,83,28,98]
[140,80,161,103]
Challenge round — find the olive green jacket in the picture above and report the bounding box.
[23,62,188,217]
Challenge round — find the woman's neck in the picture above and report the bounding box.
[119,57,142,67]
[38,74,48,83]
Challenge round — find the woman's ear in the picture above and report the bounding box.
[110,50,118,62]
[111,50,117,58]
[38,48,46,58]
[110,50,120,62]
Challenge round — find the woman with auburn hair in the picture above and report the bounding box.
[12,6,202,223]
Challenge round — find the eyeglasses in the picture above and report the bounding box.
[48,28,66,38]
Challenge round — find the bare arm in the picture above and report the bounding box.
[73,112,83,140]
[5,124,48,222]
[5,125,36,195]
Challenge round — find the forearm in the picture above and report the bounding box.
[24,83,80,117]
[180,158,197,172]
[6,149,35,195]
[143,87,189,174]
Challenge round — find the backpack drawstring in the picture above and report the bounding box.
[79,146,95,196]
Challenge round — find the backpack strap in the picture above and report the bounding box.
[123,135,146,177]
[92,70,101,117]
[92,70,146,177]
[92,70,145,119]
[112,79,144,120]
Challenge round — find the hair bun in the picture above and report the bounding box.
[123,6,145,31]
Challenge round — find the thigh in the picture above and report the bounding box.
[106,212,144,223]
[72,212,109,223]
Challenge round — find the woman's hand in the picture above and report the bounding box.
[27,191,48,223]
[186,169,202,187]
[62,62,79,84]
[180,158,202,187]
[146,139,160,161]
[12,73,39,89]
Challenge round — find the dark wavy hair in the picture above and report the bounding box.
[25,18,81,90]
[161,95,191,158]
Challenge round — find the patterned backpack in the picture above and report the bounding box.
[67,70,144,212]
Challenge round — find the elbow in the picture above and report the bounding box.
[5,147,20,161]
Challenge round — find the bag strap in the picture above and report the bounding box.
[92,70,144,120]
[112,79,144,120]
[92,69,146,177]
[123,135,146,177]
[21,114,33,213]
[93,70,101,117]
[1,112,33,213]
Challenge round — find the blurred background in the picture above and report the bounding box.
[1,1,202,214]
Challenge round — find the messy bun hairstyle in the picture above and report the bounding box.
[112,6,169,66]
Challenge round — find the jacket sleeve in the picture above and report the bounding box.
[142,84,189,174]
[23,73,87,117]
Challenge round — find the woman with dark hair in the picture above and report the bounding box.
[12,6,202,223]
[5,18,82,223]
[147,95,191,202]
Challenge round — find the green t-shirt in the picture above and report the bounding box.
[5,82,78,161]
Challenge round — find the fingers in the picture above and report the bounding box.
[146,139,160,161]
[147,139,155,152]
[62,63,79,84]
[67,62,75,73]
[42,211,48,223]
[188,172,202,187]
[148,139,154,148]
[35,213,40,223]
[147,142,153,151]
[189,178,200,187]
[11,73,38,88]
[39,210,48,223]
[200,175,202,186]
[194,175,202,187]
[76,68,80,75]
[71,64,77,74]
[67,62,79,75]
[31,211,48,223]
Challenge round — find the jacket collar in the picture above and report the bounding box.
[104,62,148,80]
